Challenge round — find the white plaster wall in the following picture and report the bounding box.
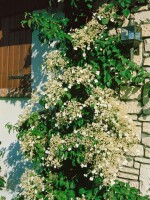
[0,98,28,198]
[0,30,49,197]
[0,9,61,199]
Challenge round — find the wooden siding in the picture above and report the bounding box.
[0,14,32,97]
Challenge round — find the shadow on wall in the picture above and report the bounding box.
[0,98,29,109]
[3,142,31,192]
[31,30,50,92]
[0,30,52,192]
[0,28,57,193]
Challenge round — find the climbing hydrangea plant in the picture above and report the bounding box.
[14,51,139,199]
[10,0,150,199]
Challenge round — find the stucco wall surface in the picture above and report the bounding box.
[0,30,49,197]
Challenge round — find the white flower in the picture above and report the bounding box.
[92,170,96,174]
[55,123,58,127]
[64,88,68,91]
[110,179,115,185]
[68,84,72,89]
[62,112,66,117]
[75,144,79,148]
[103,125,108,131]
[87,46,90,50]
[110,18,114,22]
[58,75,62,79]
[73,47,78,50]
[45,150,50,154]
[34,190,38,194]
[45,104,49,109]
[81,164,86,168]
[68,147,72,151]
[81,164,84,168]
[83,53,86,57]
[97,15,101,20]
[77,114,82,118]
[89,177,94,181]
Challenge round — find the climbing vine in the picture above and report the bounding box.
[22,0,149,89]
[10,0,150,199]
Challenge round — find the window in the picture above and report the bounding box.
[0,14,32,97]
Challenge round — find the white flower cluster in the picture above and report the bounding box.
[17,106,32,127]
[18,49,137,188]
[21,170,55,200]
[44,79,65,108]
[45,134,65,168]
[56,100,83,127]
[84,87,134,139]
[19,76,137,185]
[76,124,135,185]
[19,133,46,161]
[43,87,137,184]
[42,50,67,75]
[17,92,40,127]
[71,17,104,51]
[59,65,95,88]
[21,170,45,200]
[71,3,124,52]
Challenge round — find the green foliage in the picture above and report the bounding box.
[110,0,147,17]
[21,0,149,89]
[0,142,5,190]
[12,0,150,199]
[63,0,94,29]
[0,197,6,200]
[22,12,70,44]
[0,177,5,190]
[104,180,149,200]
[83,33,149,88]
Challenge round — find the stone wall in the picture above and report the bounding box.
[117,4,150,195]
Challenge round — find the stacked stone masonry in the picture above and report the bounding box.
[117,5,150,195]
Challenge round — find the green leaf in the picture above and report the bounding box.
[0,178,5,189]
[70,182,75,189]
[77,156,81,164]
[122,9,130,17]
[58,99,63,107]
[120,1,126,8]
[60,191,67,199]
[79,188,86,195]
[76,119,83,127]
[66,92,71,100]
[87,4,92,9]
[125,0,131,3]
[67,190,75,198]
[101,18,109,25]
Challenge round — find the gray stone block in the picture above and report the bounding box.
[139,164,150,195]
[143,122,150,134]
